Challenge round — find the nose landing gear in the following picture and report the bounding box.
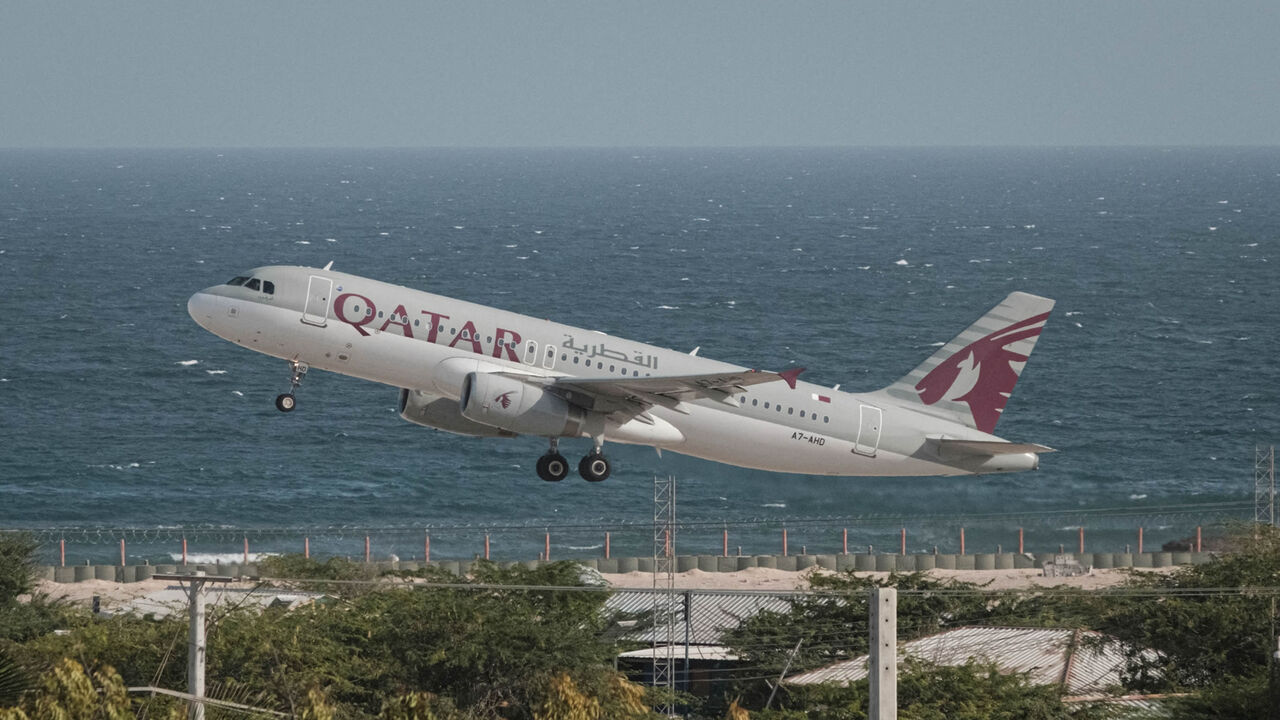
[275,360,308,413]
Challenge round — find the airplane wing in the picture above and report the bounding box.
[501,368,802,417]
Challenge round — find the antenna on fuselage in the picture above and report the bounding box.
[323,261,334,271]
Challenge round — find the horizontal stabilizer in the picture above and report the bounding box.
[933,438,1056,456]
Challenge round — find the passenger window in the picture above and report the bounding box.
[262,281,275,294]
[752,399,758,406]
[788,407,794,415]
[800,410,806,418]
[824,416,830,423]
[764,402,770,409]
[245,278,261,291]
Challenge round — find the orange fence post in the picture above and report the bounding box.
[243,536,249,565]
[1078,527,1085,554]
[484,534,490,560]
[722,528,728,557]
[364,535,371,563]
[1196,526,1202,553]
[425,533,431,563]
[60,538,65,568]
[900,528,906,556]
[1018,527,1024,554]
[1138,527,1144,555]
[959,528,966,556]
[304,536,310,559]
[605,532,611,559]
[181,536,187,566]
[782,528,789,557]
[120,538,125,567]
[545,531,551,562]
[842,528,848,555]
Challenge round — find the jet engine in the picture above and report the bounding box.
[459,372,585,438]
[398,389,517,438]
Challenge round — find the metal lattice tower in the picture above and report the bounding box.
[652,474,677,716]
[1258,445,1277,528]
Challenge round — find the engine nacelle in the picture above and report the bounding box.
[398,389,516,438]
[459,372,585,438]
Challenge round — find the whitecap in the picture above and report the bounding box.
[1129,494,1147,500]
[232,391,244,397]
[504,244,518,248]
[295,240,311,245]
[453,225,464,230]
[761,502,786,508]
[567,544,604,550]
[857,266,871,270]
[515,256,530,260]
[894,259,909,266]
[176,360,199,366]
[1065,311,1083,316]
[656,305,680,310]
[205,370,227,375]
[534,230,544,235]
[379,232,390,236]
[170,552,276,564]
[326,238,337,242]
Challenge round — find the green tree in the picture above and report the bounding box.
[0,658,131,720]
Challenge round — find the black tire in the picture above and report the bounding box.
[275,393,296,412]
[537,453,569,482]
[578,452,611,482]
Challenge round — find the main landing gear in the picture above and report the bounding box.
[275,360,308,413]
[537,439,612,482]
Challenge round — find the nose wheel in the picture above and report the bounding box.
[276,360,308,413]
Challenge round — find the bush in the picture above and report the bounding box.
[0,534,39,604]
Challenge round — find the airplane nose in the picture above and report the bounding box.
[187,290,217,330]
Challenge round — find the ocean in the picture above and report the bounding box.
[1,147,1276,564]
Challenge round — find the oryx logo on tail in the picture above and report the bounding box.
[915,312,1051,433]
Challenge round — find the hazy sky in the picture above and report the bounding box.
[3,1,1277,147]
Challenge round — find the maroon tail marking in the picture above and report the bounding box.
[915,312,1050,433]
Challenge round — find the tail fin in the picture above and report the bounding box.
[876,292,1054,434]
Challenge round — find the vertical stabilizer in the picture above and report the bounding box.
[876,292,1054,434]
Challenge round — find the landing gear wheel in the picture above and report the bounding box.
[578,452,611,482]
[537,453,570,482]
[275,393,296,412]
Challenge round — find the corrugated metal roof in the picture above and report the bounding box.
[785,626,1149,696]
[606,590,798,645]
[617,645,740,662]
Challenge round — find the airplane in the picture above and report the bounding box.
[188,263,1055,482]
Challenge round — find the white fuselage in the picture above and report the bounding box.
[189,265,1039,477]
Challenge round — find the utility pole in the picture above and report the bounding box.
[869,587,897,720]
[155,572,235,720]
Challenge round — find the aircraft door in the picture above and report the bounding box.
[302,276,332,327]
[523,340,539,365]
[542,345,558,370]
[853,404,882,457]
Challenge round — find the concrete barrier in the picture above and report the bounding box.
[676,556,697,573]
[73,566,94,582]
[616,557,638,573]
[914,554,936,571]
[875,555,897,572]
[816,554,838,571]
[776,555,798,572]
[836,554,858,572]
[995,554,1015,570]
[1171,552,1192,566]
[955,555,975,571]
[854,554,876,571]
[1152,552,1173,568]
[795,555,817,570]
[716,557,737,573]
[1132,553,1153,568]
[1093,553,1114,569]
[933,554,955,570]
[54,567,75,583]
[735,556,756,570]
[94,565,116,581]
[755,555,777,570]
[597,558,619,573]
[896,555,917,572]
[974,554,995,571]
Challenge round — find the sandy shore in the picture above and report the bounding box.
[30,565,1179,611]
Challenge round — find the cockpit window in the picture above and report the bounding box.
[245,278,261,291]
[262,280,275,295]
[227,276,250,286]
